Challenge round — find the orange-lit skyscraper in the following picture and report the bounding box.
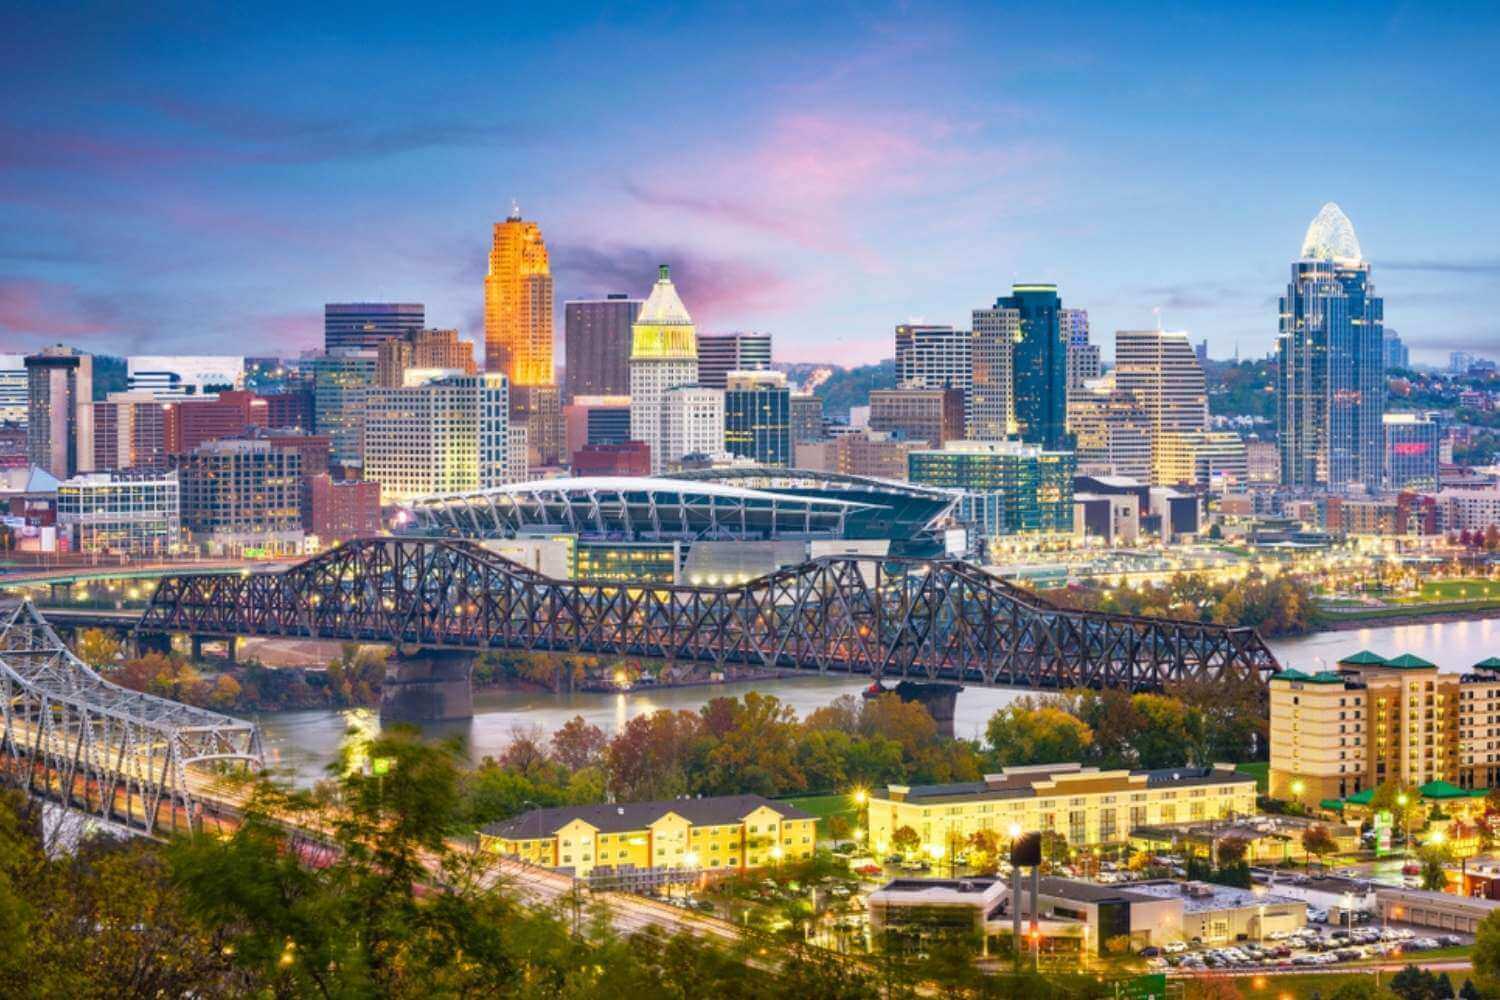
[484,205,554,385]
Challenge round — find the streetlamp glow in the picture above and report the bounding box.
[853,787,868,805]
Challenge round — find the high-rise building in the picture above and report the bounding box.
[790,393,824,445]
[629,265,699,475]
[895,324,971,400]
[26,345,93,479]
[1065,343,1101,404]
[1067,388,1153,482]
[0,355,30,425]
[697,332,772,390]
[662,385,725,470]
[564,294,641,401]
[1115,329,1209,485]
[990,285,1068,449]
[261,388,315,431]
[57,470,180,556]
[868,387,965,447]
[362,373,510,502]
[793,430,922,481]
[310,349,378,466]
[324,303,424,351]
[510,385,565,467]
[176,438,304,554]
[1383,328,1410,371]
[908,440,1075,536]
[724,370,791,466]
[93,391,169,470]
[969,308,1016,440]
[572,441,651,477]
[484,206,553,386]
[1246,440,1280,484]
[1155,431,1248,489]
[1384,413,1441,492]
[1277,203,1385,492]
[305,474,382,542]
[375,329,477,388]
[166,390,270,454]
[1061,308,1090,348]
[125,356,243,399]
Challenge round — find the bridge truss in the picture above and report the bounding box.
[139,538,1279,691]
[0,601,263,835]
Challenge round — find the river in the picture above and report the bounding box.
[252,615,1500,785]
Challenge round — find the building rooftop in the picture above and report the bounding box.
[881,763,1251,805]
[1128,880,1304,914]
[1036,877,1157,905]
[480,794,812,840]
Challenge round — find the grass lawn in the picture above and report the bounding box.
[1410,578,1500,602]
[778,792,861,839]
[1188,964,1475,999]
[1237,761,1270,793]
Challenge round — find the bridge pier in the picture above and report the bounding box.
[867,680,965,739]
[135,632,172,657]
[381,650,475,722]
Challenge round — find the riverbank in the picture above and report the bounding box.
[1316,603,1500,630]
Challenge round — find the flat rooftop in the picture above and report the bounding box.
[1128,880,1305,914]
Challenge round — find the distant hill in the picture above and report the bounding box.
[774,359,896,419]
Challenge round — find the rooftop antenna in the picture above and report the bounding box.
[1153,306,1163,332]
[508,198,521,221]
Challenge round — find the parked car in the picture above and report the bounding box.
[1139,946,1162,958]
[1164,941,1188,954]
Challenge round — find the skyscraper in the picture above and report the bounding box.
[564,294,641,401]
[894,324,971,396]
[697,332,772,390]
[0,355,27,425]
[310,349,377,466]
[1277,203,1384,492]
[969,308,1016,440]
[324,303,424,351]
[629,265,699,475]
[362,373,510,501]
[724,370,791,466]
[1383,328,1410,371]
[26,345,93,478]
[1115,328,1209,484]
[484,205,553,385]
[990,285,1068,450]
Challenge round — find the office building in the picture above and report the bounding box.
[868,387,965,447]
[25,345,93,479]
[1155,431,1248,489]
[629,265,700,474]
[125,356,243,399]
[362,373,510,502]
[0,355,30,425]
[478,795,816,877]
[697,332,772,390]
[375,328,477,388]
[868,763,1255,860]
[1270,652,1500,807]
[571,441,651,477]
[790,393,824,444]
[1384,329,1410,371]
[507,425,529,483]
[484,207,553,385]
[1434,488,1500,533]
[305,473,381,542]
[867,878,1009,956]
[166,390,270,454]
[563,394,632,458]
[324,303,424,351]
[909,440,1075,535]
[56,470,180,556]
[1066,343,1101,405]
[1066,389,1153,482]
[1246,440,1280,484]
[895,324,971,428]
[510,384,564,467]
[564,294,641,401]
[261,388,314,431]
[1277,203,1385,492]
[662,385,725,469]
[991,285,1068,449]
[969,307,1016,440]
[723,370,790,466]
[1115,329,1209,485]
[176,438,304,553]
[1384,413,1441,492]
[794,430,923,481]
[310,349,378,465]
[92,392,168,471]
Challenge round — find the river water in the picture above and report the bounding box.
[253,616,1500,785]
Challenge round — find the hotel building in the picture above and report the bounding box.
[479,795,816,877]
[868,763,1256,860]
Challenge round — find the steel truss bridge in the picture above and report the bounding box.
[0,601,262,835]
[136,538,1279,691]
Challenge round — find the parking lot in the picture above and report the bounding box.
[1145,925,1468,973]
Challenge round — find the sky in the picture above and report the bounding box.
[2,1,1498,368]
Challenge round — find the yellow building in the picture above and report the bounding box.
[868,763,1256,859]
[478,795,816,876]
[484,206,553,387]
[1271,652,1500,808]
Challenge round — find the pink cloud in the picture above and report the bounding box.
[0,277,118,341]
[251,310,322,351]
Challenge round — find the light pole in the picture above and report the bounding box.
[1397,793,1411,859]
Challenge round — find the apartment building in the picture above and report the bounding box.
[478,795,815,877]
[1270,652,1500,808]
[868,763,1255,859]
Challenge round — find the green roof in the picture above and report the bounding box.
[1419,780,1472,800]
[1339,650,1388,666]
[1344,788,1376,805]
[1271,669,1309,682]
[1271,668,1345,684]
[1385,653,1436,669]
[1476,657,1500,670]
[1319,798,1346,811]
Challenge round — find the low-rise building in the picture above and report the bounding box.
[868,877,1008,955]
[305,473,381,542]
[868,763,1256,860]
[478,795,815,877]
[1124,880,1306,943]
[56,469,180,556]
[1130,816,1360,865]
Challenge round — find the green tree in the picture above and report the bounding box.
[1419,843,1453,892]
[1477,909,1500,998]
[891,825,921,859]
[985,701,1094,767]
[1130,693,1206,768]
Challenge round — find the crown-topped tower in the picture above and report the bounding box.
[630,264,698,360]
[628,264,701,474]
[1299,202,1364,264]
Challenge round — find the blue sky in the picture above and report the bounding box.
[2,1,1497,366]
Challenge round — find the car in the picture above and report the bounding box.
[1139,946,1162,958]
[1164,940,1188,954]
[1441,934,1464,947]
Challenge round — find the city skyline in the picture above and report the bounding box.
[3,3,1498,365]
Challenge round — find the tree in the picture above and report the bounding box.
[1216,836,1250,867]
[208,673,242,708]
[1129,693,1206,768]
[985,701,1093,767]
[1302,825,1338,866]
[697,693,806,797]
[550,715,607,771]
[966,830,1002,875]
[891,825,920,858]
[1327,979,1389,1000]
[1477,909,1500,998]
[1419,844,1453,892]
[605,709,703,801]
[74,627,122,669]
[827,814,852,844]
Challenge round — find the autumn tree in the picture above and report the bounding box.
[891,825,921,858]
[1302,824,1338,866]
[697,692,807,797]
[74,627,122,669]
[550,715,608,771]
[605,709,703,801]
[985,700,1093,767]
